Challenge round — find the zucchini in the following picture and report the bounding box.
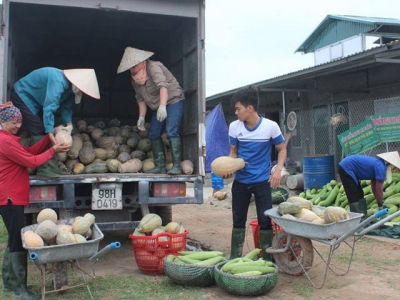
[230,265,276,275]
[243,248,261,260]
[319,185,340,207]
[234,271,262,277]
[176,255,201,264]
[181,251,224,260]
[195,256,226,265]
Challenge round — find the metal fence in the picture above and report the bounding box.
[283,95,400,176]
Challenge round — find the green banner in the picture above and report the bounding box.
[368,113,400,143]
[337,120,380,155]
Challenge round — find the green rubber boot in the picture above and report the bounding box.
[229,228,246,259]
[9,251,40,300]
[349,198,367,218]
[259,229,273,261]
[167,137,182,175]
[2,247,12,292]
[144,140,166,174]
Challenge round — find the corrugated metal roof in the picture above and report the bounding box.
[296,15,400,54]
[206,40,400,104]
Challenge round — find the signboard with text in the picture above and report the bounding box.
[337,120,380,156]
[368,113,400,143]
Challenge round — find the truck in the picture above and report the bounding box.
[0,0,206,230]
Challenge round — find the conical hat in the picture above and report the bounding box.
[117,47,154,74]
[63,69,100,99]
[377,151,400,169]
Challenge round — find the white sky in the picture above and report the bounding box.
[205,0,400,97]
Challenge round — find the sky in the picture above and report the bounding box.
[205,0,400,97]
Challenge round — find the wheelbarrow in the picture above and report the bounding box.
[21,219,121,299]
[264,207,399,288]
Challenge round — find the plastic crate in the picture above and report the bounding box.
[129,231,188,275]
[250,220,281,249]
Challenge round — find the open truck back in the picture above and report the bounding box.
[0,0,206,230]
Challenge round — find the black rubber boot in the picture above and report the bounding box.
[2,247,12,292]
[229,228,246,259]
[9,251,40,300]
[259,229,273,261]
[349,198,367,217]
[167,137,182,175]
[144,140,166,174]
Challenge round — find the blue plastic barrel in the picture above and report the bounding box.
[302,155,335,190]
[211,172,224,190]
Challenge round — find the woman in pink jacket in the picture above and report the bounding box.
[0,102,69,300]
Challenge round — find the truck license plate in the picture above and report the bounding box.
[92,183,122,210]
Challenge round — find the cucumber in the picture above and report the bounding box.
[230,265,276,275]
[234,271,262,277]
[243,248,261,260]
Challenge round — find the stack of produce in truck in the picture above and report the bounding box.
[0,0,205,230]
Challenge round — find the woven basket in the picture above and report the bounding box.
[164,258,216,287]
[214,261,279,296]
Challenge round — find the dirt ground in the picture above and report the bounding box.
[83,184,400,300]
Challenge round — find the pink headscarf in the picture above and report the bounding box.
[131,61,148,85]
[0,101,22,123]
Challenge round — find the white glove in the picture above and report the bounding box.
[65,125,73,135]
[156,105,167,122]
[137,116,146,131]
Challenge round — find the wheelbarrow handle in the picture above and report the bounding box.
[89,241,121,262]
[29,252,42,269]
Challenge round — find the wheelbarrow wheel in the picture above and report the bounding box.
[271,230,313,276]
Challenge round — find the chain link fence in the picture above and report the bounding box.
[284,95,400,176]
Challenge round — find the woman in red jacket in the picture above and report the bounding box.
[0,102,69,300]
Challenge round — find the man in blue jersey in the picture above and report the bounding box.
[223,85,287,260]
[338,151,400,216]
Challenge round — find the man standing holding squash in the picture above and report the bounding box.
[223,85,287,260]
[10,67,100,177]
[117,47,186,175]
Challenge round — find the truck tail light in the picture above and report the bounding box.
[153,183,186,197]
[29,186,57,202]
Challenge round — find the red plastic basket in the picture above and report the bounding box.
[129,230,188,275]
[250,220,281,249]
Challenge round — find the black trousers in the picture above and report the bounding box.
[338,165,364,204]
[0,201,26,252]
[11,87,45,135]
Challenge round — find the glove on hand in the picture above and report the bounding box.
[64,125,73,135]
[156,105,167,122]
[137,116,146,131]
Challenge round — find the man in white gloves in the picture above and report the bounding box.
[11,67,100,177]
[117,47,186,175]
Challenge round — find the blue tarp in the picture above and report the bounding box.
[205,103,230,173]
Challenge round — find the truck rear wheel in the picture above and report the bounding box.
[150,206,172,225]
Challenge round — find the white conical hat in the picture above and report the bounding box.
[117,47,154,74]
[377,151,400,169]
[63,69,100,99]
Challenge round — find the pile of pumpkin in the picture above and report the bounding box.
[20,118,194,175]
[23,208,96,248]
[131,213,186,243]
[277,197,349,224]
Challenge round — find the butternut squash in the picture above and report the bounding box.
[23,231,44,248]
[211,156,246,176]
[55,130,72,147]
[180,160,194,175]
[67,136,83,159]
[137,213,162,233]
[79,142,96,165]
[118,158,142,173]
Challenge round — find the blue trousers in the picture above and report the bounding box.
[231,179,272,230]
[149,100,185,141]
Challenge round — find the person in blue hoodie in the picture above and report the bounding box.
[10,67,100,177]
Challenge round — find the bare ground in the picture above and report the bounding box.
[82,184,400,300]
